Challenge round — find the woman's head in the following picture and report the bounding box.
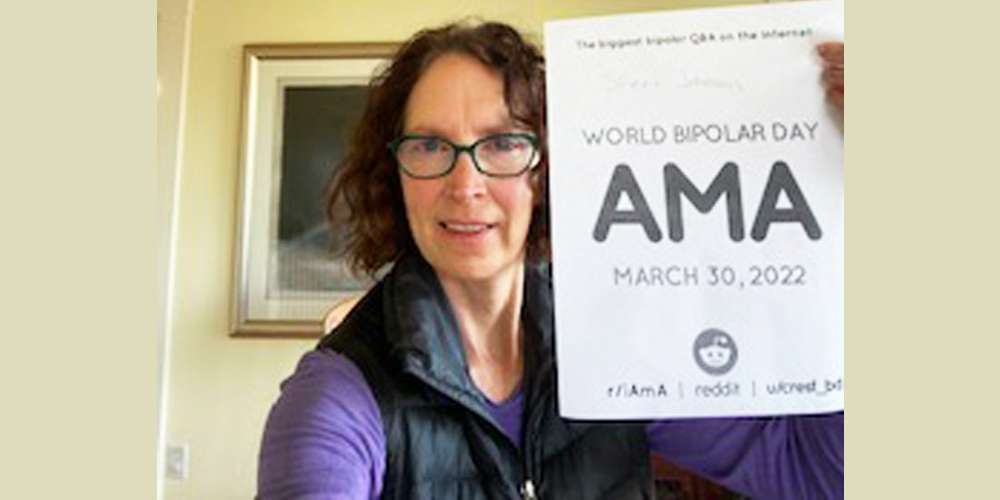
[327,21,548,275]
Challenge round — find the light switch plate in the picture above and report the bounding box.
[165,443,189,480]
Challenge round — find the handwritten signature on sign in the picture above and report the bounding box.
[602,71,745,93]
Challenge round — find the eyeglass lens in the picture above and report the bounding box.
[395,135,536,178]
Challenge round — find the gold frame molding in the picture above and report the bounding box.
[231,43,398,338]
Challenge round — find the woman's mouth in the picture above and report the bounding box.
[440,222,494,233]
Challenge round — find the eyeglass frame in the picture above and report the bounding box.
[387,133,541,179]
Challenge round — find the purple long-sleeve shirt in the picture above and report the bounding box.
[258,350,843,499]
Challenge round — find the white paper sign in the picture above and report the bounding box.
[545,1,844,419]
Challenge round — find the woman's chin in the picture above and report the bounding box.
[431,255,523,285]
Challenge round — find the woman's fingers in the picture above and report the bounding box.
[817,42,843,65]
[817,42,844,111]
[826,84,844,111]
[823,64,844,108]
[823,65,844,88]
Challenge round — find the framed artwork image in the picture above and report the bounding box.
[231,43,398,337]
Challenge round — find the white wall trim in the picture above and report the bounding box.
[157,0,193,497]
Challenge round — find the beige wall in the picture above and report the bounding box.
[164,0,759,498]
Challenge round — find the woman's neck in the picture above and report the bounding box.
[437,260,525,403]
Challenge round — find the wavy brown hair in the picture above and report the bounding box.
[326,20,548,275]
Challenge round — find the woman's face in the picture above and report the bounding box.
[400,53,536,283]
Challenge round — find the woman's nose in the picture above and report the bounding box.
[445,150,487,201]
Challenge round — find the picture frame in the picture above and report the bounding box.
[231,43,398,338]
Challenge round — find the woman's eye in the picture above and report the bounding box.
[404,138,448,155]
[486,136,524,152]
[418,139,443,152]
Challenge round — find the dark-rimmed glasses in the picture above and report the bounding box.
[388,133,540,179]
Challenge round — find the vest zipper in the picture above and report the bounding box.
[521,383,547,499]
[520,479,537,500]
[521,317,551,500]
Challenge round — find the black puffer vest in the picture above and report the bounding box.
[319,254,652,499]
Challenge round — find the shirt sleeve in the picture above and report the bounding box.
[646,412,843,499]
[258,349,386,499]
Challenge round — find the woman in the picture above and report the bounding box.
[259,21,844,499]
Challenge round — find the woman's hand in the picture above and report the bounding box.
[817,42,844,111]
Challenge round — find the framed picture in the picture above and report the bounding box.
[231,43,398,338]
